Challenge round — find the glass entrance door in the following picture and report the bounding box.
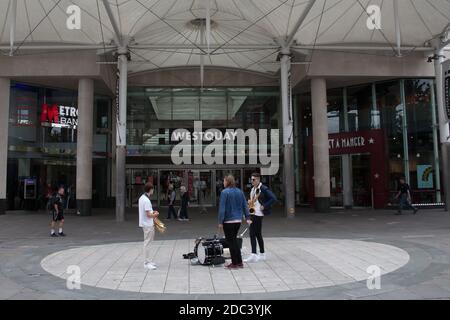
[159,170,184,207]
[352,154,372,207]
[330,156,344,207]
[126,168,158,207]
[186,170,213,207]
[155,169,214,207]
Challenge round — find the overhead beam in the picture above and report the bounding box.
[0,44,117,50]
[0,43,434,53]
[101,0,123,47]
[129,44,432,51]
[285,0,316,47]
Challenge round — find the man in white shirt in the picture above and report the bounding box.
[139,182,159,270]
[244,173,277,263]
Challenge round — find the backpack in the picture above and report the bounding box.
[46,195,56,212]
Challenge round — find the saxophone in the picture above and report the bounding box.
[248,188,260,215]
[154,217,166,233]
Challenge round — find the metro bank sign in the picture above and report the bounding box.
[40,103,78,129]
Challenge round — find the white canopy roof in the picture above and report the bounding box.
[0,0,449,74]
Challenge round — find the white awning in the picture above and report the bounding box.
[0,0,449,74]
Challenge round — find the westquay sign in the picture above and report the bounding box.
[171,121,280,175]
[40,103,78,129]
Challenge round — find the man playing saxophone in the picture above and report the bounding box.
[139,182,160,270]
[244,173,277,263]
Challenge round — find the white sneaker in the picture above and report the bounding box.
[258,253,266,261]
[144,262,157,270]
[244,254,259,263]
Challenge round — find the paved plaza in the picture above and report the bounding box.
[2,207,450,299]
[40,238,409,294]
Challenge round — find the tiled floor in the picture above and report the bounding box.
[40,237,409,294]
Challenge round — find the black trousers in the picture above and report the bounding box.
[223,223,242,265]
[179,205,189,219]
[167,205,177,219]
[250,215,264,254]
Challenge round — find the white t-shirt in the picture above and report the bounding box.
[139,194,154,228]
[251,183,264,217]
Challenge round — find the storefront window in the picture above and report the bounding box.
[125,87,281,208]
[7,82,112,211]
[96,98,110,129]
[404,79,438,203]
[347,85,373,132]
[296,93,312,204]
[127,88,279,156]
[376,81,404,191]
[327,88,345,134]
[297,78,441,207]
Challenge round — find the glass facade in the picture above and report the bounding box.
[126,88,279,156]
[296,79,442,207]
[7,82,112,211]
[125,87,281,208]
[5,79,443,211]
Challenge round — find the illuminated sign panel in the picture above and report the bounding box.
[40,103,78,129]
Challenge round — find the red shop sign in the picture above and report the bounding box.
[328,130,384,156]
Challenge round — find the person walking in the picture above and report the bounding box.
[395,177,418,215]
[218,175,252,269]
[49,187,66,237]
[166,184,177,220]
[244,172,277,263]
[139,182,160,270]
[178,185,190,221]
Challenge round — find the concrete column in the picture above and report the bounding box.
[311,78,331,212]
[116,52,128,222]
[111,102,116,207]
[434,48,450,211]
[0,78,10,215]
[76,78,94,216]
[280,50,296,218]
[342,87,353,208]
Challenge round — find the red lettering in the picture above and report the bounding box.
[40,104,59,123]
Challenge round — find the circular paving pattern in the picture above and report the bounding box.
[41,238,410,294]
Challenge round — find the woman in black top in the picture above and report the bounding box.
[179,186,190,221]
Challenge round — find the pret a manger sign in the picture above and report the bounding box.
[327,130,383,156]
[329,136,367,150]
[40,103,78,129]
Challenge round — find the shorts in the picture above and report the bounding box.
[52,211,64,222]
